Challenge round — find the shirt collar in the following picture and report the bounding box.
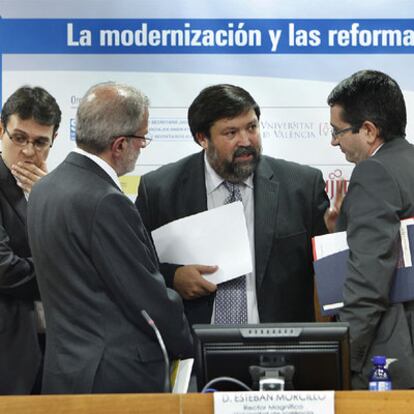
[73,147,122,190]
[371,143,384,157]
[203,151,253,195]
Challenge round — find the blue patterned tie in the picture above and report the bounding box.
[214,181,248,324]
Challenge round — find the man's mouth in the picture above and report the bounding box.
[234,153,253,161]
[233,148,256,162]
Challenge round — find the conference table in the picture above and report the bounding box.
[0,391,412,413]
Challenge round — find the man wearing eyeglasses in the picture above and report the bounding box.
[328,70,414,389]
[27,82,192,394]
[0,86,61,394]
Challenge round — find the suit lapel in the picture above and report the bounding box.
[254,157,279,291]
[0,156,27,225]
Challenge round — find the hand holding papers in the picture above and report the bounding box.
[151,202,252,285]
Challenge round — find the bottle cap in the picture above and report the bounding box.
[372,355,386,365]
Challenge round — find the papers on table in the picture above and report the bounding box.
[151,201,252,285]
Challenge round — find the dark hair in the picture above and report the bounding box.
[1,86,61,135]
[327,70,406,142]
[188,84,261,145]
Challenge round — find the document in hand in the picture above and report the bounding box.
[312,219,414,316]
[151,201,253,285]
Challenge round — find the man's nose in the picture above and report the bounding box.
[331,135,339,147]
[22,141,36,155]
[238,129,252,146]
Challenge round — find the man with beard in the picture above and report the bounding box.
[27,82,193,393]
[136,84,329,326]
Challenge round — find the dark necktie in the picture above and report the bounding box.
[214,181,248,324]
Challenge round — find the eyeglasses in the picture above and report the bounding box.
[114,133,152,148]
[330,126,355,138]
[4,126,53,151]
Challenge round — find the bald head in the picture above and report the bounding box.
[76,82,149,154]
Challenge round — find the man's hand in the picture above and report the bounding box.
[173,264,218,300]
[324,179,346,233]
[11,161,47,193]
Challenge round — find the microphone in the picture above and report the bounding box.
[141,310,171,393]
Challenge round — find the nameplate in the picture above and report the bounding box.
[214,391,334,414]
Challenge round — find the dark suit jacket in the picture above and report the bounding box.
[27,152,193,394]
[0,156,41,394]
[337,138,414,389]
[136,151,329,326]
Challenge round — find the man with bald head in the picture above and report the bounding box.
[27,82,193,394]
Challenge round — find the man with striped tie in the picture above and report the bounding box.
[136,84,329,327]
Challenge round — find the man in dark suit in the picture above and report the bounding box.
[328,70,414,389]
[136,84,329,327]
[0,86,61,394]
[27,82,193,394]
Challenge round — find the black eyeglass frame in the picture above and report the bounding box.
[3,125,54,150]
[113,133,153,147]
[330,120,366,139]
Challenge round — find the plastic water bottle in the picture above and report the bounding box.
[368,355,392,391]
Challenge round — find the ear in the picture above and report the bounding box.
[111,136,127,157]
[0,123,4,141]
[361,120,380,145]
[196,132,209,150]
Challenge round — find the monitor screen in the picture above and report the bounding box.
[193,322,350,391]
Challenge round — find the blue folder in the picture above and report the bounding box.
[314,225,414,316]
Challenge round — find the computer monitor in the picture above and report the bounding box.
[193,322,351,391]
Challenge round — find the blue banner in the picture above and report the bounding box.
[1,18,414,54]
